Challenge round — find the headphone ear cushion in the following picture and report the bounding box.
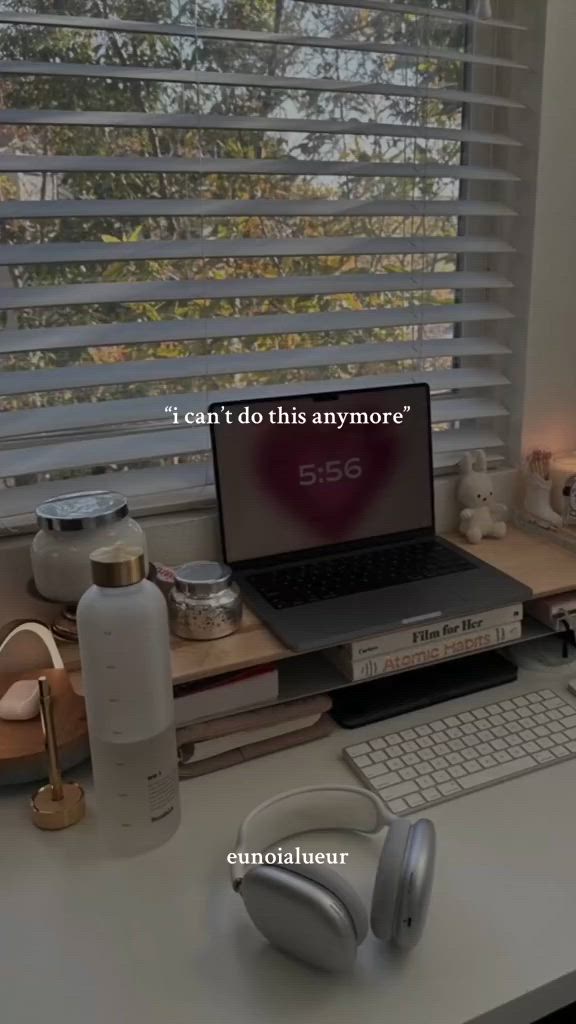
[370,818,412,941]
[241,864,360,972]
[286,861,368,942]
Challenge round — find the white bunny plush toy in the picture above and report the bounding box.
[457,450,507,544]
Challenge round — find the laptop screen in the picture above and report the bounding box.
[211,384,434,565]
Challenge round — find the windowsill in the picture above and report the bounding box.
[0,460,510,540]
[0,477,216,539]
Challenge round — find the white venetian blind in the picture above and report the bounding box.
[0,0,526,519]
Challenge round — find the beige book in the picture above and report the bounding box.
[180,712,322,763]
[178,714,335,778]
[176,693,332,745]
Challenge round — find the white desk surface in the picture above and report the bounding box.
[3,667,576,1024]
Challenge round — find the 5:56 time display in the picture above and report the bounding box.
[298,458,362,486]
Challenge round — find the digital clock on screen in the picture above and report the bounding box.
[298,458,362,486]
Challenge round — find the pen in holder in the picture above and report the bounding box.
[30,676,85,830]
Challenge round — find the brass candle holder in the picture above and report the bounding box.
[31,676,85,830]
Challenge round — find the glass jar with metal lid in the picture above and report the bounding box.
[168,561,242,640]
[31,491,148,604]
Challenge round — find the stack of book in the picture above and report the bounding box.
[326,604,524,682]
[173,664,334,777]
[173,663,280,726]
[176,694,333,777]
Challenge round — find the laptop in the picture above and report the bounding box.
[210,383,531,651]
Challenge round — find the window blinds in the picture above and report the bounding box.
[0,0,525,516]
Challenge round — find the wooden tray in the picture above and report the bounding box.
[0,667,89,786]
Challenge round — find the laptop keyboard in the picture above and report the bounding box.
[247,540,473,610]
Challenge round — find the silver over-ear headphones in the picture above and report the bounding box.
[230,786,436,972]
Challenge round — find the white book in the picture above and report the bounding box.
[178,712,322,763]
[333,603,523,664]
[173,664,279,726]
[328,621,523,682]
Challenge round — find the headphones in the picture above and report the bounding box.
[230,785,436,972]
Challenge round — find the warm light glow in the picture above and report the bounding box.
[552,453,576,473]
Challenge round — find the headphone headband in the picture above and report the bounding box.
[231,785,394,888]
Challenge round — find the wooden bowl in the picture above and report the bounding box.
[0,668,89,786]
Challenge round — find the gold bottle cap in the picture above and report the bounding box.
[90,544,146,588]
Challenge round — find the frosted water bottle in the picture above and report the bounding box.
[77,545,180,855]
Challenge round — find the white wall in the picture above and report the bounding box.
[515,0,576,455]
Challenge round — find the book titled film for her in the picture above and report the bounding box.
[328,621,523,682]
[331,604,523,664]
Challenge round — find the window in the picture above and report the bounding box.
[0,0,526,520]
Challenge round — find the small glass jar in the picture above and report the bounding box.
[31,491,148,605]
[168,561,242,640]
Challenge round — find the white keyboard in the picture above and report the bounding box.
[343,689,576,815]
